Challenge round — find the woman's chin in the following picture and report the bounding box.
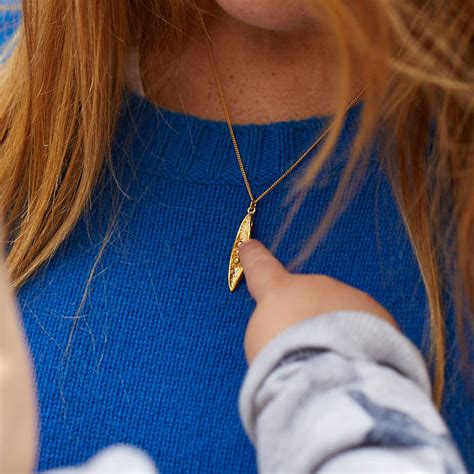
[213,0,314,32]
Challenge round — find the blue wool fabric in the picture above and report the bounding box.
[15,90,473,471]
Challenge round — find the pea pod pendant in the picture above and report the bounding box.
[228,203,256,291]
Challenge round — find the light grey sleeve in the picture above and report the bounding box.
[238,311,467,473]
[44,444,158,473]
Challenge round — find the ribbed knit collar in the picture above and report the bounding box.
[117,88,364,187]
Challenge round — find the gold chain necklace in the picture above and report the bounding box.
[203,32,364,292]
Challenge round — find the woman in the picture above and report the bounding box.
[0,0,473,471]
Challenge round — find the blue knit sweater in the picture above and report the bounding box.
[16,90,473,471]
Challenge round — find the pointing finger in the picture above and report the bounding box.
[238,239,288,301]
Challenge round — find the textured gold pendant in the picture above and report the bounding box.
[228,211,254,291]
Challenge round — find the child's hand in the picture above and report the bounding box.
[0,246,38,473]
[239,239,398,365]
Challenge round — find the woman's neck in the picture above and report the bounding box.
[141,5,364,124]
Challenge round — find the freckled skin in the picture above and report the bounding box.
[142,1,364,124]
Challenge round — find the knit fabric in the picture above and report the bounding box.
[15,90,473,472]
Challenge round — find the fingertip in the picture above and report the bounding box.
[238,239,269,273]
[238,238,287,301]
[238,238,259,259]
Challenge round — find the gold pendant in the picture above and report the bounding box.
[228,203,256,291]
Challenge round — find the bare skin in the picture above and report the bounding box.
[0,248,38,473]
[142,2,365,124]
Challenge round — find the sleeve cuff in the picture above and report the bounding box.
[238,310,431,443]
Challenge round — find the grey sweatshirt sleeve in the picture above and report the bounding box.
[238,311,467,473]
